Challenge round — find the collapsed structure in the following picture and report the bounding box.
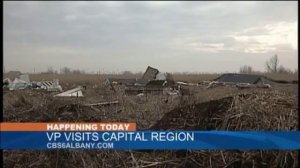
[3,73,62,92]
[206,73,273,89]
[35,79,62,92]
[106,66,177,95]
[214,73,273,85]
[3,74,31,90]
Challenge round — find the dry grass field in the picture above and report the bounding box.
[3,71,299,167]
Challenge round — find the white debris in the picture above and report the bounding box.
[19,74,30,83]
[156,72,167,80]
[177,81,197,86]
[206,81,224,89]
[47,79,63,92]
[136,93,144,97]
[263,84,271,88]
[163,87,180,96]
[54,86,83,97]
[84,100,119,106]
[9,78,29,90]
[167,91,179,96]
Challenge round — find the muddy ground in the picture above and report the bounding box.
[2,82,299,168]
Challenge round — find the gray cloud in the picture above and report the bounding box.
[4,1,298,73]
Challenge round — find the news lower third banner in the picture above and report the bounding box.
[1,123,300,150]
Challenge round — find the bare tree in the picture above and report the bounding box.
[122,71,133,76]
[47,66,54,74]
[239,65,253,74]
[72,69,86,74]
[60,67,71,74]
[265,54,279,73]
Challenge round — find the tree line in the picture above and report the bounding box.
[42,67,86,75]
[41,54,297,75]
[240,54,297,74]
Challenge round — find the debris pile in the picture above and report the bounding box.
[106,66,177,95]
[3,74,63,92]
[54,86,83,97]
[214,73,273,85]
[35,79,63,92]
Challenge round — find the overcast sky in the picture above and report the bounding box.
[3,1,298,73]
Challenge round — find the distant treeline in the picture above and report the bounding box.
[41,67,87,75]
[239,54,298,75]
[38,55,297,75]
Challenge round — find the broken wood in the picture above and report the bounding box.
[84,100,119,106]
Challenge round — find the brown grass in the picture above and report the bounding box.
[3,86,299,168]
[2,72,299,167]
[264,73,298,81]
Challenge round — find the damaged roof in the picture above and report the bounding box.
[142,66,159,81]
[214,73,273,84]
[107,66,174,87]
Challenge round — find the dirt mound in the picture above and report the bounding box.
[150,96,233,130]
[151,91,298,131]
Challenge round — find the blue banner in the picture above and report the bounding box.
[1,131,300,150]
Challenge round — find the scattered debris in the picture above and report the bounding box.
[84,100,119,106]
[3,73,63,92]
[54,86,83,97]
[37,79,63,92]
[106,66,176,95]
[236,83,271,89]
[136,93,144,97]
[142,66,159,80]
[177,81,197,86]
[163,88,180,96]
[141,67,175,85]
[19,74,30,83]
[146,80,167,87]
[206,81,272,89]
[9,78,30,90]
[107,66,174,87]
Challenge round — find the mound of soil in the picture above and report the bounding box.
[150,96,233,130]
[151,91,298,131]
